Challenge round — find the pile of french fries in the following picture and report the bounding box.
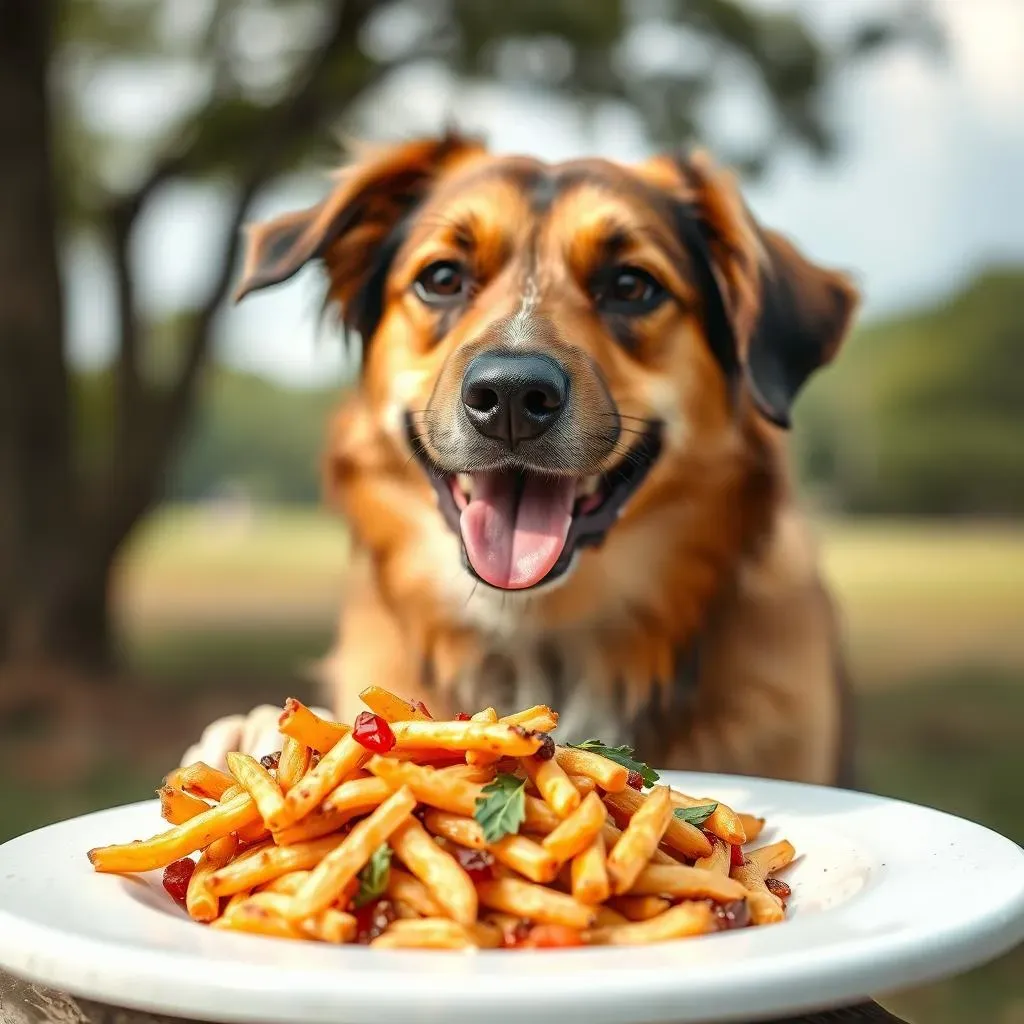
[87,688,795,949]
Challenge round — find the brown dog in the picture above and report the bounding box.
[185,134,858,786]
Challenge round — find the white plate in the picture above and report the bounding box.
[1,772,1022,1024]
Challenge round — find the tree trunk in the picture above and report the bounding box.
[0,0,110,682]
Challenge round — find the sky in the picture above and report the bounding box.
[65,0,1024,388]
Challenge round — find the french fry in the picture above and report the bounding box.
[731,861,785,924]
[554,746,628,793]
[520,754,580,818]
[165,762,236,801]
[571,833,610,905]
[210,903,305,940]
[358,686,432,723]
[587,901,713,945]
[609,895,672,922]
[695,836,732,875]
[390,817,478,925]
[421,811,558,884]
[542,791,607,863]
[738,813,766,843]
[321,776,393,817]
[235,820,272,845]
[390,720,543,757]
[272,808,349,846]
[158,786,209,825]
[471,920,504,949]
[601,818,678,866]
[221,785,242,802]
[747,840,796,876]
[604,787,712,861]
[88,792,259,873]
[628,864,747,902]
[467,706,557,767]
[280,733,367,827]
[669,790,746,846]
[227,752,287,828]
[276,737,311,794]
[367,757,484,816]
[186,834,238,922]
[222,890,252,917]
[370,918,476,950]
[523,795,561,835]
[569,774,597,796]
[237,892,357,943]
[288,786,417,919]
[471,707,499,723]
[386,866,445,917]
[438,763,496,784]
[278,698,350,753]
[477,878,596,929]
[209,835,346,897]
[593,905,630,928]
[606,786,674,894]
[258,870,310,896]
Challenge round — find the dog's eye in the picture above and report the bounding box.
[414,261,467,306]
[593,266,666,315]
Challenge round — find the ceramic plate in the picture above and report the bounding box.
[1,772,1022,1024]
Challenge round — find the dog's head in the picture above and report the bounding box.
[237,134,856,600]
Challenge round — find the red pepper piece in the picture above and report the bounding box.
[352,711,396,753]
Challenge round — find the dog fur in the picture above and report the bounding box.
[207,133,858,786]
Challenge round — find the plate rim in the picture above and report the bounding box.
[1,771,1022,1024]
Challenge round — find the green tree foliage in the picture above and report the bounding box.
[795,266,1024,516]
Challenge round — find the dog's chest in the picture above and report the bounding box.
[435,632,700,760]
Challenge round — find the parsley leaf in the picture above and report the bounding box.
[474,773,527,843]
[567,739,660,788]
[353,843,392,908]
[673,802,718,827]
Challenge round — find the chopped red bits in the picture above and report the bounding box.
[352,711,396,753]
[730,843,746,869]
[712,899,751,931]
[519,924,583,948]
[162,858,195,907]
[626,769,644,791]
[451,844,494,885]
[501,919,534,947]
[454,712,471,721]
[411,700,433,719]
[532,732,556,761]
[765,876,792,902]
[260,751,281,771]
[354,898,396,943]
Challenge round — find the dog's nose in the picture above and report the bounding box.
[461,352,568,448]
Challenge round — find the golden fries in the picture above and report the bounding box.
[607,785,674,894]
[278,698,350,753]
[90,693,795,949]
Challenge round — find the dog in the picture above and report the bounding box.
[183,133,858,787]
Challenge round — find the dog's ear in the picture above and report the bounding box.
[639,152,858,428]
[234,133,486,337]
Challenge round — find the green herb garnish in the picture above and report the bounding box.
[353,843,392,907]
[673,803,718,827]
[474,773,527,843]
[567,739,660,788]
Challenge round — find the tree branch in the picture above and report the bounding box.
[94,0,388,555]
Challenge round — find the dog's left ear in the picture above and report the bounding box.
[234,133,486,338]
[640,152,859,428]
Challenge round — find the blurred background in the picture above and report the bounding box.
[1,0,1022,1019]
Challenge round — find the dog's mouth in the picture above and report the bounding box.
[406,416,663,591]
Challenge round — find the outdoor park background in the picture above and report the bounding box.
[1,1,1022,1021]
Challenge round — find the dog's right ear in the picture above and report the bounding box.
[234,133,485,336]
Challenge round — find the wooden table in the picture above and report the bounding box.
[0,972,912,1024]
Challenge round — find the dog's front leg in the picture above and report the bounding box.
[179,703,334,771]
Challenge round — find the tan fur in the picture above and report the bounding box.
[237,135,858,785]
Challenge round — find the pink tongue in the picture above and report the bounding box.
[460,473,575,590]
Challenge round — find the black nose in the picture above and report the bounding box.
[461,352,569,448]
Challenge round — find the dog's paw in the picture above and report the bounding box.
[180,704,334,771]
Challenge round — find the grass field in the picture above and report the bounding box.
[4,505,1023,1024]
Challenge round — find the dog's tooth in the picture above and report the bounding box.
[457,473,474,499]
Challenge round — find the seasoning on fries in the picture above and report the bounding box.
[87,689,796,949]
